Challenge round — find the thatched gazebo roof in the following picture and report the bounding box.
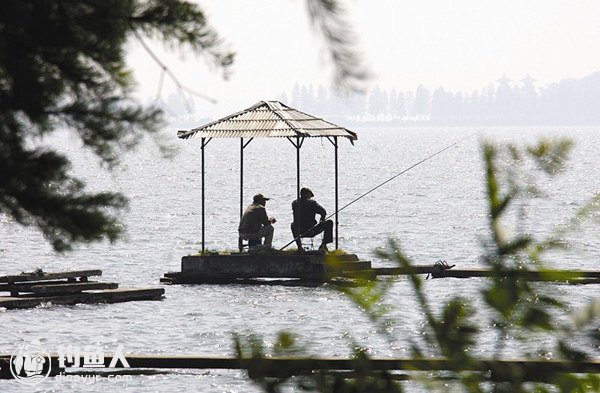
[177,100,357,141]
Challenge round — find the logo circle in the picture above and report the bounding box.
[10,340,51,386]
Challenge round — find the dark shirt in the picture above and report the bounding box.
[292,198,326,232]
[238,203,270,233]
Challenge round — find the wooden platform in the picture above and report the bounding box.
[0,269,164,310]
[161,252,371,284]
[162,253,600,286]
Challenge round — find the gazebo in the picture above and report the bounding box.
[177,100,357,252]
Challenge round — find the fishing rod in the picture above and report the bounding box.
[279,127,488,251]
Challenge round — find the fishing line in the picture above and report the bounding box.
[280,127,487,250]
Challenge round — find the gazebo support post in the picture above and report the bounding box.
[286,136,305,202]
[334,136,339,250]
[200,137,212,254]
[201,137,206,254]
[239,137,253,251]
[296,135,302,200]
[239,138,244,251]
[200,138,206,254]
[287,136,305,251]
[326,136,340,250]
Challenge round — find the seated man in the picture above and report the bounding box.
[291,187,333,252]
[238,193,276,249]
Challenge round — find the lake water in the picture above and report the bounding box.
[1,126,599,392]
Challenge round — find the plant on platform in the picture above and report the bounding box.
[235,139,600,392]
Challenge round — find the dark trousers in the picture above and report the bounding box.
[291,219,333,244]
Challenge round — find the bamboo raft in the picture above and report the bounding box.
[161,253,600,285]
[350,265,600,284]
[1,354,598,381]
[0,269,164,309]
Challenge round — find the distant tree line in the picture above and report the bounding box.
[278,72,600,125]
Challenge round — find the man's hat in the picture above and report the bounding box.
[253,193,270,203]
[300,187,314,198]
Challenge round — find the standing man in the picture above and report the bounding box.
[291,187,333,252]
[239,193,276,249]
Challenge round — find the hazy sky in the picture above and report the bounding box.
[127,0,600,118]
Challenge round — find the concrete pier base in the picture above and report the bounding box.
[162,253,370,284]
